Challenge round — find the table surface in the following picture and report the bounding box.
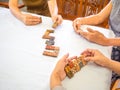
[0,7,115,90]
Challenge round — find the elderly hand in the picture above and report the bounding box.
[21,14,41,25]
[52,14,63,25]
[81,49,110,67]
[78,28,109,46]
[73,18,85,33]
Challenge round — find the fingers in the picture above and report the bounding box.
[78,28,96,41]
[52,15,63,25]
[61,53,69,62]
[60,54,78,65]
[23,14,41,25]
[87,28,101,34]
[81,49,100,61]
[73,19,79,33]
[81,49,95,62]
[84,57,94,62]
[56,15,63,25]
[27,17,41,25]
[67,56,77,61]
[81,49,95,57]
[25,21,41,25]
[78,30,88,38]
[87,28,95,33]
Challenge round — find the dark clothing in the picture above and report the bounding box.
[110,0,120,83]
[22,0,50,16]
[111,47,120,83]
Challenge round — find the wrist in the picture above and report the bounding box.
[104,58,112,68]
[50,72,61,89]
[106,38,112,46]
[51,13,58,17]
[102,38,111,46]
[79,18,86,25]
[17,12,24,22]
[107,38,120,46]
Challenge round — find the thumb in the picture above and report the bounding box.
[78,30,87,36]
[87,28,95,33]
[62,53,69,61]
[53,16,58,23]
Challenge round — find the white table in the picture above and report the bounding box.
[0,7,114,90]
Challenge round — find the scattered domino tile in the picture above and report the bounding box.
[45,45,60,50]
[42,29,55,39]
[45,37,55,45]
[43,50,59,57]
[64,55,87,78]
[42,29,60,57]
[45,40,55,45]
[49,37,55,40]
[43,45,60,57]
[52,22,58,28]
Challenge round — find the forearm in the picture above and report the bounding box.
[50,72,62,90]
[106,38,120,46]
[48,0,58,17]
[81,1,112,25]
[81,14,104,25]
[106,60,120,75]
[9,0,23,21]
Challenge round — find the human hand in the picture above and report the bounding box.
[52,53,77,80]
[73,18,85,33]
[52,14,63,25]
[81,49,110,67]
[50,53,77,89]
[21,14,41,25]
[78,28,108,46]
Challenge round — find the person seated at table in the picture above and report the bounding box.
[50,49,120,90]
[9,0,63,25]
[73,0,120,83]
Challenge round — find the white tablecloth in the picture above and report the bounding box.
[0,7,115,90]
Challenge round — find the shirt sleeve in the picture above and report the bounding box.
[111,0,115,4]
[52,86,66,90]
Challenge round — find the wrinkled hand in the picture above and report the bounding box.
[21,14,41,25]
[73,18,84,33]
[81,49,110,67]
[78,28,108,46]
[53,53,77,80]
[52,14,63,25]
